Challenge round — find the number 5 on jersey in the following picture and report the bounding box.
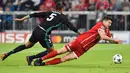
[46,13,57,21]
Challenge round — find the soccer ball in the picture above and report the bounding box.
[113,54,122,64]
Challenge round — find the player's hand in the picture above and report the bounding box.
[115,39,123,44]
[78,31,84,35]
[34,58,43,66]
[13,18,23,21]
[78,32,83,35]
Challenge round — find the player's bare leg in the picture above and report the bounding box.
[1,41,35,61]
[34,46,69,66]
[34,47,77,66]
[42,52,77,66]
[41,47,68,60]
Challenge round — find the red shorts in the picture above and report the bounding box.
[65,39,85,59]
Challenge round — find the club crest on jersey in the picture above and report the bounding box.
[100,26,105,30]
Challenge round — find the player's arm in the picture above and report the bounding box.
[29,11,49,18]
[98,28,122,44]
[13,11,49,21]
[63,18,82,35]
[13,15,29,21]
[66,21,81,35]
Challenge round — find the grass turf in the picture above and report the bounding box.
[0,43,130,73]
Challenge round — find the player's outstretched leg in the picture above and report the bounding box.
[44,52,77,66]
[33,50,61,66]
[1,41,35,61]
[1,45,26,61]
[26,50,49,66]
[41,47,68,61]
[34,52,77,66]
[33,46,71,66]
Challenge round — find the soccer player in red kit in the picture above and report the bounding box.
[34,16,123,66]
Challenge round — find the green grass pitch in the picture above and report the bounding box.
[0,43,130,73]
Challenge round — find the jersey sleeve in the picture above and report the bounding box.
[62,16,78,33]
[94,22,105,32]
[96,22,111,37]
[29,11,50,18]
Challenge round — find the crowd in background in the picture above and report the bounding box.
[0,0,129,12]
[0,0,130,31]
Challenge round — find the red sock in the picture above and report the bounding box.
[41,51,58,60]
[45,58,62,65]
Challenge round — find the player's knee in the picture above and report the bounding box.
[25,41,35,49]
[47,48,55,52]
[57,47,67,54]
[61,57,66,62]
[25,43,34,49]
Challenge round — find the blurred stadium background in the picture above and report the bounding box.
[0,0,130,73]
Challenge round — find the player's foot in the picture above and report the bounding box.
[34,62,45,66]
[1,53,9,61]
[34,58,45,66]
[41,62,45,66]
[26,56,33,66]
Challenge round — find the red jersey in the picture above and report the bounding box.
[77,22,111,51]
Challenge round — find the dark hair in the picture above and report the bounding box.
[56,3,64,10]
[102,16,113,22]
